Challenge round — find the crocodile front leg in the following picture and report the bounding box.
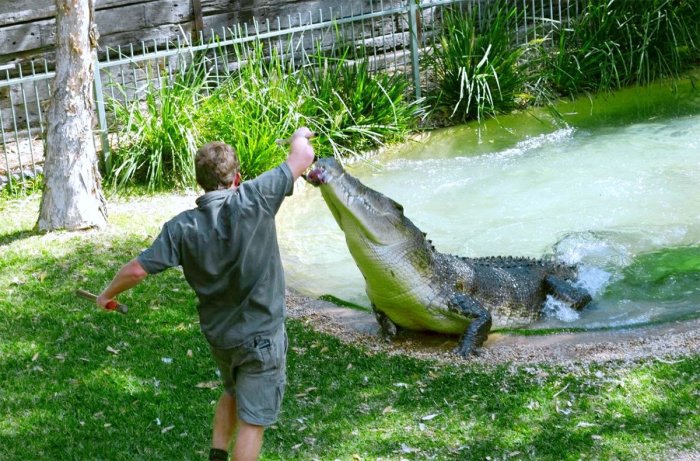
[451,294,492,357]
[372,304,398,341]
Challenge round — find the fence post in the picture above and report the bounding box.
[92,55,110,173]
[408,0,422,100]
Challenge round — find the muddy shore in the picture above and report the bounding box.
[285,290,700,367]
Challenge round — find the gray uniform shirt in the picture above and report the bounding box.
[137,163,294,348]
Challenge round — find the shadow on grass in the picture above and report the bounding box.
[1,235,698,460]
[0,229,38,246]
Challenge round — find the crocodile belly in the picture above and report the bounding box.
[368,288,470,335]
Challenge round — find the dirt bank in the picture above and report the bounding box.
[285,291,700,367]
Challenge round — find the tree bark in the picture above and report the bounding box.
[37,0,107,231]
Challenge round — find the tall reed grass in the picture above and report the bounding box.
[106,40,423,190]
[106,53,211,191]
[197,42,303,180]
[301,45,424,158]
[423,1,527,124]
[544,0,700,96]
[103,0,699,191]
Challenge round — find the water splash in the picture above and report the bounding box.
[543,295,580,323]
[574,265,612,298]
[490,127,576,161]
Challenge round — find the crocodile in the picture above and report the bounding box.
[305,158,592,356]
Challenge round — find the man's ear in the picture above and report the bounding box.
[234,172,242,187]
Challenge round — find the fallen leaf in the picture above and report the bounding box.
[161,425,175,433]
[195,381,219,389]
[382,405,394,415]
[421,413,439,421]
[106,346,119,355]
[31,353,39,362]
[526,400,540,410]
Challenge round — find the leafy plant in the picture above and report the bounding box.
[301,44,425,158]
[199,38,424,169]
[423,1,527,124]
[197,42,304,180]
[544,0,700,96]
[0,173,43,199]
[106,52,212,191]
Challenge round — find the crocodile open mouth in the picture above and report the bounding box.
[304,165,327,186]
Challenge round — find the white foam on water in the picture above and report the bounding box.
[489,127,576,161]
[574,265,612,297]
[543,295,580,323]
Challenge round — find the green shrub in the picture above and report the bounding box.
[423,1,527,124]
[106,54,211,191]
[199,40,424,168]
[301,46,424,158]
[545,0,700,96]
[105,38,424,190]
[197,42,304,180]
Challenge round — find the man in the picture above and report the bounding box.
[97,127,315,461]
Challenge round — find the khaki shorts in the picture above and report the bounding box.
[210,325,287,426]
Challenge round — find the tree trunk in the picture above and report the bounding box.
[37,0,107,231]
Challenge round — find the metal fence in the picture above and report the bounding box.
[0,0,581,189]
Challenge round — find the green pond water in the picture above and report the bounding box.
[278,74,700,330]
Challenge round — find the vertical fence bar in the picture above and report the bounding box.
[93,56,110,168]
[408,0,421,99]
[30,64,46,159]
[522,0,529,42]
[1,107,12,189]
[8,83,25,190]
[18,67,37,176]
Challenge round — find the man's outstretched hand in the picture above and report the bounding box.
[285,127,316,181]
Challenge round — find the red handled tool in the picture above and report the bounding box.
[75,289,128,314]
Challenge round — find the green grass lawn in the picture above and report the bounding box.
[1,195,698,460]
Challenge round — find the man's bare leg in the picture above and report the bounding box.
[212,392,237,452]
[233,421,264,461]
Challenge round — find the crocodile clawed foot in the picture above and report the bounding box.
[454,340,481,358]
[372,304,398,342]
